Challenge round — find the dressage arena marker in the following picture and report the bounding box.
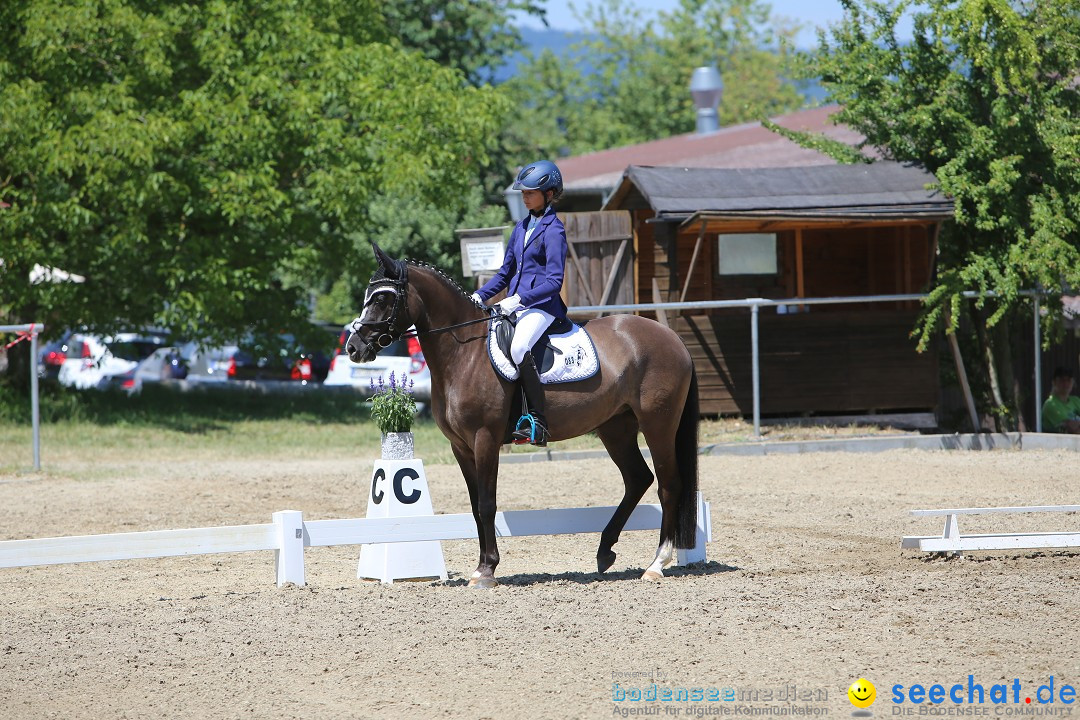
[902,505,1080,554]
[0,493,711,586]
[356,458,448,584]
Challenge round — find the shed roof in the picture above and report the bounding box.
[558,105,865,194]
[603,163,954,223]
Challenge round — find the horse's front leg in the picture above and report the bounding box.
[449,441,484,582]
[467,427,503,588]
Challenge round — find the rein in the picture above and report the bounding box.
[403,314,494,339]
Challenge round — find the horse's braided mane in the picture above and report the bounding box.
[406,259,484,309]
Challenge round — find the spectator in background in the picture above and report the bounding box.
[1041,367,1080,434]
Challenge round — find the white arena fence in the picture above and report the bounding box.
[902,505,1080,554]
[0,494,712,586]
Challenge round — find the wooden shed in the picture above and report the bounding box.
[572,162,955,417]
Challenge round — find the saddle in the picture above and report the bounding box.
[486,312,600,385]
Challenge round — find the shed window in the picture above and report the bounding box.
[717,233,777,275]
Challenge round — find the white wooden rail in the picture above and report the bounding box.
[0,495,712,586]
[902,505,1080,554]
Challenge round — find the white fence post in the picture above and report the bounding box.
[678,492,711,566]
[273,510,305,587]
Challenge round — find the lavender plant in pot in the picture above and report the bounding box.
[369,372,417,460]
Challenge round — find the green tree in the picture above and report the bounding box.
[384,0,547,86]
[804,0,1080,429]
[0,0,509,386]
[316,1,546,314]
[503,0,805,158]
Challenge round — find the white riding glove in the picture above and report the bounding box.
[469,292,484,306]
[496,295,523,314]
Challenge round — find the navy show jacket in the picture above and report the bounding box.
[476,206,568,319]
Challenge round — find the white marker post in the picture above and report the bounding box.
[356,459,448,584]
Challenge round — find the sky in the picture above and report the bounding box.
[519,0,913,49]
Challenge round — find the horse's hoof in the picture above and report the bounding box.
[468,576,499,589]
[597,550,617,573]
[641,569,664,581]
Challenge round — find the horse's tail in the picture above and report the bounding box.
[675,363,700,549]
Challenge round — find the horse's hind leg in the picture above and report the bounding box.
[595,411,654,573]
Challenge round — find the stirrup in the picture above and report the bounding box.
[512,413,548,446]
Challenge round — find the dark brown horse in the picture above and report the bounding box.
[347,244,699,587]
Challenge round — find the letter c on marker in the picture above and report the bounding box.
[394,467,421,504]
[371,468,386,504]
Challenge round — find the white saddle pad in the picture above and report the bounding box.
[487,316,600,385]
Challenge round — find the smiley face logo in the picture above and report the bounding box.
[848,678,876,709]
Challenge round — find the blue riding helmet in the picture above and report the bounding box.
[513,160,563,201]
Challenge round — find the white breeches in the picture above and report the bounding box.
[510,308,555,365]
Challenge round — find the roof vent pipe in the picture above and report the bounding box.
[690,66,723,134]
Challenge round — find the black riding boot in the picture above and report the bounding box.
[512,354,549,446]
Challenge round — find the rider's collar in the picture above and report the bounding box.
[527,204,552,221]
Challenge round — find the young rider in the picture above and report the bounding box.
[470,160,568,446]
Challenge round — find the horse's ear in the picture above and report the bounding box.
[371,242,399,279]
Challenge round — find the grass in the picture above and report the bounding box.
[0,382,610,472]
[0,382,919,476]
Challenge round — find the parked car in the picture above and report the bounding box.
[323,326,431,401]
[57,332,172,389]
[37,331,74,381]
[181,330,334,386]
[99,346,187,392]
[179,342,242,384]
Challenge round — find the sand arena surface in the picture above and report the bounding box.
[1,449,1079,719]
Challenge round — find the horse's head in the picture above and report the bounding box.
[346,243,413,363]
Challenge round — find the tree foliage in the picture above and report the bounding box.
[503,0,805,158]
[384,0,547,86]
[806,0,1080,427]
[0,0,509,353]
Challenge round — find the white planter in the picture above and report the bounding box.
[381,432,414,460]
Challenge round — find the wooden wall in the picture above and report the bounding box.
[636,216,935,306]
[634,212,941,415]
[679,312,939,416]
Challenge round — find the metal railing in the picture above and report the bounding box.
[1,323,44,469]
[568,293,1045,437]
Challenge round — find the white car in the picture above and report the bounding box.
[323,326,431,401]
[57,333,170,390]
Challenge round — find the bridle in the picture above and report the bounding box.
[350,265,494,351]
[353,272,411,350]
